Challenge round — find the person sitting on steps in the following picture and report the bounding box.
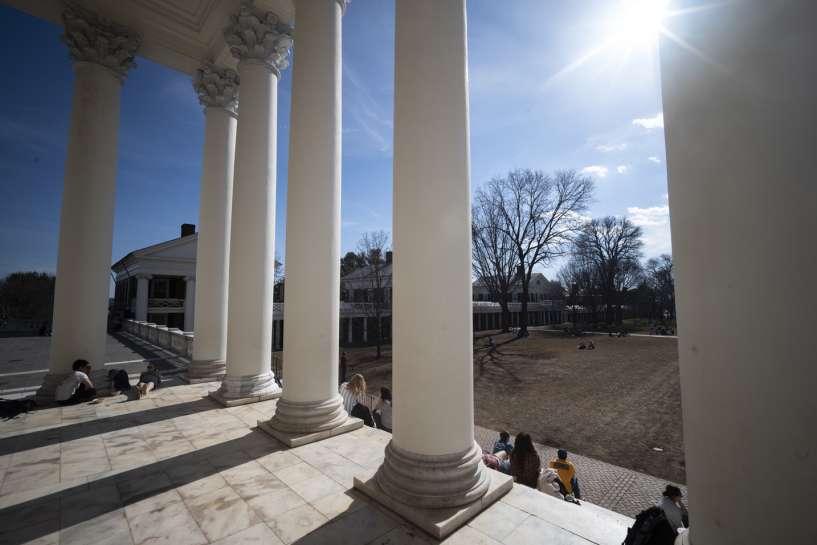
[134,362,161,399]
[510,432,541,489]
[374,386,392,433]
[657,484,689,534]
[340,374,366,415]
[55,360,98,405]
[492,431,514,458]
[550,448,582,500]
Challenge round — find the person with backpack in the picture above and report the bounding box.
[134,362,162,399]
[550,448,582,500]
[657,485,688,533]
[55,360,97,405]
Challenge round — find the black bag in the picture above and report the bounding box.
[114,370,131,391]
[0,398,36,421]
[622,506,677,545]
[351,403,377,428]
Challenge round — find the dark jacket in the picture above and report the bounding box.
[139,369,162,386]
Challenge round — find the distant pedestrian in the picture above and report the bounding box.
[55,360,97,405]
[340,351,348,384]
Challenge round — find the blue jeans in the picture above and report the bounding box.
[570,476,581,499]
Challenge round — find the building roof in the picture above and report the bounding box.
[472,272,550,289]
[341,262,393,281]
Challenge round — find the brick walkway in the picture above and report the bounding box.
[474,425,687,518]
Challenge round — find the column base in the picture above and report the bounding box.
[182,359,226,383]
[268,394,347,434]
[257,417,363,448]
[376,440,491,509]
[209,389,282,408]
[354,467,512,540]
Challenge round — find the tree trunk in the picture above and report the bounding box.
[520,278,529,333]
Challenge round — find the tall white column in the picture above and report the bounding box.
[215,1,293,400]
[38,4,139,397]
[183,276,196,332]
[362,318,368,341]
[348,318,353,343]
[660,1,816,543]
[375,0,488,508]
[186,63,238,381]
[134,274,151,322]
[271,0,348,434]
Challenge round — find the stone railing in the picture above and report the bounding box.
[122,319,193,360]
[472,301,566,312]
[273,302,284,313]
[148,298,185,308]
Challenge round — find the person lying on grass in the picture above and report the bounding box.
[134,362,161,399]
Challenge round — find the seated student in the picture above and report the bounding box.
[577,341,586,349]
[492,431,514,457]
[588,340,596,350]
[550,448,582,500]
[55,360,97,405]
[510,432,541,489]
[481,450,512,476]
[38,322,51,336]
[340,374,366,415]
[657,485,689,533]
[374,386,393,433]
[650,327,654,334]
[134,362,162,399]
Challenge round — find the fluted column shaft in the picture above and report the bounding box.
[183,276,196,332]
[187,62,239,381]
[270,0,347,433]
[38,5,139,397]
[375,0,488,508]
[134,274,151,321]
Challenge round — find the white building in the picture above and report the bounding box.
[471,271,569,330]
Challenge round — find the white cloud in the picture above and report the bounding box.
[581,166,608,178]
[647,156,661,163]
[596,143,627,152]
[627,205,669,227]
[661,193,668,199]
[617,165,627,174]
[633,113,664,129]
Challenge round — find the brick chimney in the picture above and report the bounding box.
[181,224,196,237]
[386,251,393,263]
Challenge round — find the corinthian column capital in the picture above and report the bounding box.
[192,61,240,117]
[222,0,294,75]
[61,1,140,84]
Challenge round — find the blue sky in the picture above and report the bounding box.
[0,0,671,295]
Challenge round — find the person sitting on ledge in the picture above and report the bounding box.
[588,340,596,350]
[657,484,689,534]
[55,359,97,405]
[492,431,514,458]
[550,448,581,500]
[374,386,392,433]
[134,362,162,399]
[510,432,541,489]
[340,374,366,415]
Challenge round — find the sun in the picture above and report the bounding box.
[617,0,670,43]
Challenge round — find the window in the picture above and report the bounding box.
[150,279,169,299]
[536,280,541,285]
[478,293,484,301]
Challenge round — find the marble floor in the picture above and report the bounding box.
[0,381,634,545]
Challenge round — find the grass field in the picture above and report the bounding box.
[276,327,685,484]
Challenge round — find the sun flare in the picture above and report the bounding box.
[617,0,669,43]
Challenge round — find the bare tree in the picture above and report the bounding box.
[274,250,285,302]
[644,254,675,324]
[341,231,392,359]
[479,168,595,333]
[573,216,645,323]
[472,199,519,332]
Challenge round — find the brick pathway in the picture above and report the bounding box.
[474,425,687,518]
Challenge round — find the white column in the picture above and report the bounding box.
[348,318,353,343]
[660,1,815,543]
[134,274,152,322]
[183,276,196,332]
[186,63,239,381]
[38,5,139,398]
[375,0,488,508]
[216,2,293,400]
[362,318,368,342]
[271,0,348,434]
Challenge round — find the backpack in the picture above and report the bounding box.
[0,398,36,421]
[350,403,377,428]
[114,370,131,391]
[622,506,677,545]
